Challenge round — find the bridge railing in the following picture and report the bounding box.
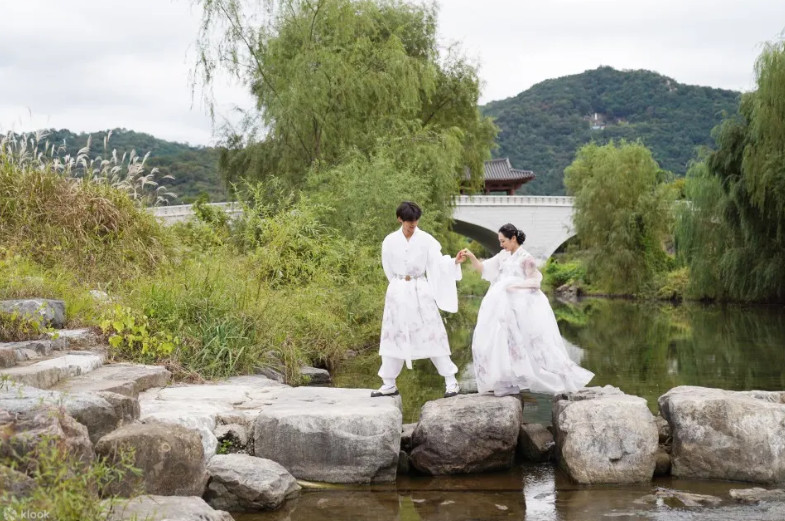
[148,196,575,224]
[148,202,242,224]
[454,195,574,206]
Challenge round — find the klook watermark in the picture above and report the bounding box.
[2,507,50,520]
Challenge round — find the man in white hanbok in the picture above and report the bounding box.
[372,201,467,398]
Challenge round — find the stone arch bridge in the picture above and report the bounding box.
[452,195,575,264]
[151,195,576,264]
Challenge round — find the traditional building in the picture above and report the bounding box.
[478,158,535,195]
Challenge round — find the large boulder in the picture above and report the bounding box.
[659,386,785,483]
[409,394,522,475]
[0,406,94,470]
[0,299,66,328]
[253,387,402,483]
[553,386,658,484]
[205,454,300,511]
[95,421,208,497]
[106,495,234,521]
[0,465,36,497]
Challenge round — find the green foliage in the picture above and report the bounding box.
[483,66,740,195]
[655,266,689,301]
[216,439,234,455]
[564,140,676,294]
[0,422,141,521]
[676,39,785,302]
[100,305,179,363]
[195,0,496,224]
[456,268,489,298]
[0,311,47,342]
[306,132,465,243]
[543,258,586,289]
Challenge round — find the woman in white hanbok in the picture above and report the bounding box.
[463,224,594,396]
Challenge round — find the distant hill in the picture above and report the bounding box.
[482,66,741,195]
[37,129,225,203]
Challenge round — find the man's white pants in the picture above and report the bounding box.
[378,355,458,388]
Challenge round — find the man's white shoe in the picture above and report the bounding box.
[444,382,460,398]
[371,385,399,397]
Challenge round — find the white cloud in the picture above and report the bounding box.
[1,0,783,145]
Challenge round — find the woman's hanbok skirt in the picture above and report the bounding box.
[472,278,594,394]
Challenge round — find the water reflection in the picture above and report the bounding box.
[315,297,785,521]
[555,299,785,410]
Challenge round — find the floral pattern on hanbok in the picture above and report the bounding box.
[379,227,461,368]
[472,248,594,394]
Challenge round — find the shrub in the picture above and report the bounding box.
[543,258,586,289]
[0,132,173,282]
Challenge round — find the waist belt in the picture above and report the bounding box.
[394,274,424,281]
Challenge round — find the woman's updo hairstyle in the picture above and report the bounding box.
[499,223,526,245]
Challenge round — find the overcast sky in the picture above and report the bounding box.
[1,0,783,147]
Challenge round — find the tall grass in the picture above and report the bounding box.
[0,132,172,281]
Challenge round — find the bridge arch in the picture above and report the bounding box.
[452,195,576,265]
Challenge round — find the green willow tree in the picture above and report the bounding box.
[676,40,785,301]
[564,141,675,294]
[194,0,496,239]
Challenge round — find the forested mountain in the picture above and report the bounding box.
[482,67,741,195]
[37,129,225,202]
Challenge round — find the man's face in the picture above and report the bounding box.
[398,217,419,235]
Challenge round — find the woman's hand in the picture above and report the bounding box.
[462,248,477,260]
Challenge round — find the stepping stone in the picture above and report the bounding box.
[0,351,105,389]
[253,387,403,483]
[54,363,171,398]
[0,299,66,328]
[0,338,68,368]
[48,328,101,349]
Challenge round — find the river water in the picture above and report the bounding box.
[239,297,785,521]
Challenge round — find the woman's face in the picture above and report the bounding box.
[498,232,517,252]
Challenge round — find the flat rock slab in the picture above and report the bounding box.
[53,363,171,397]
[0,382,132,443]
[659,386,785,483]
[205,454,300,511]
[553,386,658,484]
[253,387,402,483]
[140,377,402,482]
[105,495,234,521]
[409,394,522,475]
[0,338,67,368]
[139,375,289,459]
[0,299,66,328]
[0,351,104,389]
